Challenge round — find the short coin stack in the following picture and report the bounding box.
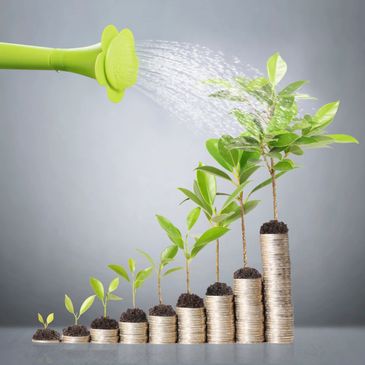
[90,328,119,344]
[119,322,148,344]
[205,295,235,343]
[148,315,177,344]
[234,278,264,343]
[62,335,90,344]
[260,233,294,343]
[176,307,206,344]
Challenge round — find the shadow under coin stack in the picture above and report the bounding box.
[90,328,119,344]
[233,269,264,343]
[260,232,294,343]
[176,307,206,344]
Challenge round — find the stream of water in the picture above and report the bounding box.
[136,40,263,137]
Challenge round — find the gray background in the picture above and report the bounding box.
[0,0,363,327]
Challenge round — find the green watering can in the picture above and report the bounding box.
[0,24,139,103]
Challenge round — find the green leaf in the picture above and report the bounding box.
[218,137,240,167]
[279,80,308,95]
[156,215,184,248]
[136,249,155,268]
[196,165,216,205]
[79,295,96,316]
[209,89,247,102]
[274,159,296,171]
[231,109,263,137]
[326,134,359,144]
[163,266,183,277]
[271,133,299,147]
[107,293,123,301]
[136,267,153,282]
[222,181,250,210]
[108,264,130,282]
[288,145,304,155]
[193,181,213,215]
[178,188,211,216]
[191,226,229,258]
[161,245,178,265]
[37,313,44,325]
[64,294,74,315]
[244,200,260,214]
[108,277,119,293]
[46,313,54,326]
[239,164,260,183]
[267,52,287,86]
[89,277,105,301]
[195,165,231,181]
[314,101,340,125]
[187,207,201,231]
[204,78,232,88]
[206,139,232,171]
[248,171,287,198]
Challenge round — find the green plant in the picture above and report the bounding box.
[64,294,96,325]
[37,312,54,329]
[206,52,358,221]
[89,276,122,318]
[156,209,229,294]
[108,259,153,309]
[137,247,183,305]
[179,162,259,280]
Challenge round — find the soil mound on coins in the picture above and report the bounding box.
[149,304,176,316]
[206,282,233,296]
[90,316,118,329]
[234,267,262,279]
[63,325,89,336]
[120,308,147,322]
[176,293,204,308]
[32,328,60,341]
[260,220,288,234]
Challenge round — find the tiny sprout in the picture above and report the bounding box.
[64,294,96,325]
[89,276,122,318]
[108,259,153,309]
[137,247,183,305]
[37,312,54,329]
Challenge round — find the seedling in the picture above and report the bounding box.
[179,162,260,279]
[64,294,96,325]
[108,259,153,309]
[89,276,122,318]
[156,209,229,294]
[37,312,54,329]
[206,52,358,221]
[137,247,183,305]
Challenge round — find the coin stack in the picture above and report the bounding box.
[260,233,294,343]
[205,295,234,343]
[234,278,264,343]
[176,307,206,344]
[119,322,148,344]
[62,335,90,344]
[90,328,119,344]
[32,339,60,344]
[148,315,177,344]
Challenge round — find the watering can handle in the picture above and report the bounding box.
[0,42,101,78]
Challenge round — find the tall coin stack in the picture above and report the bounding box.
[205,295,235,343]
[90,328,119,344]
[176,307,206,344]
[260,233,294,343]
[119,322,148,344]
[234,278,264,343]
[148,315,177,344]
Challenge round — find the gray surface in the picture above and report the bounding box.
[1,327,364,365]
[0,0,364,326]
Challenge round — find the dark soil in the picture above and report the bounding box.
[90,316,119,329]
[234,267,262,279]
[32,328,60,341]
[206,282,233,296]
[260,220,288,234]
[63,325,90,337]
[149,304,176,316]
[120,308,147,322]
[176,293,204,308]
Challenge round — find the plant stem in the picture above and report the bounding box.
[185,257,191,294]
[239,192,248,268]
[158,267,162,305]
[132,283,136,308]
[75,315,78,325]
[270,157,278,221]
[216,239,220,282]
[103,303,107,318]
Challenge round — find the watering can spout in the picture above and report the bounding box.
[0,25,139,103]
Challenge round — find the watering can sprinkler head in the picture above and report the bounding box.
[0,24,139,103]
